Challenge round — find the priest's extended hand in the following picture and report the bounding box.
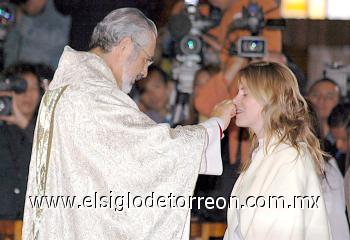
[210,99,236,130]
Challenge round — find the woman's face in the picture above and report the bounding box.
[233,81,264,138]
[308,81,340,121]
[14,73,40,118]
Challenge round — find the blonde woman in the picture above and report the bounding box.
[224,61,332,239]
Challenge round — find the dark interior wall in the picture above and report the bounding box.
[283,19,350,76]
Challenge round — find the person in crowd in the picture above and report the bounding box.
[4,0,70,69]
[327,103,350,175]
[0,63,44,220]
[344,121,350,223]
[308,78,341,141]
[183,65,221,126]
[309,102,350,240]
[136,65,174,123]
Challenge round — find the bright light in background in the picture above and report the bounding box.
[184,0,199,5]
[327,0,350,19]
[281,0,307,18]
[282,0,350,19]
[308,0,326,19]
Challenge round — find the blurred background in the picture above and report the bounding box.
[0,0,349,239]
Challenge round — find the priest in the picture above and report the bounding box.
[22,8,236,240]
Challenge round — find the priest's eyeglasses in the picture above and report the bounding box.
[133,41,154,67]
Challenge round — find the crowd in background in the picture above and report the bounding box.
[0,0,349,239]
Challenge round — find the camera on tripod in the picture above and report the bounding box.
[168,0,221,94]
[0,74,27,115]
[167,0,222,125]
[228,1,285,58]
[168,0,221,57]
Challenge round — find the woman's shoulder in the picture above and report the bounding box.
[265,141,315,172]
[267,140,307,159]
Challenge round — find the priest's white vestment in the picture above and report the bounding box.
[22,47,223,240]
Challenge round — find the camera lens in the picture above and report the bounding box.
[0,97,11,116]
[180,35,202,55]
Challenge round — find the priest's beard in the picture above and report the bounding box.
[121,74,133,93]
[120,52,143,94]
[121,72,144,94]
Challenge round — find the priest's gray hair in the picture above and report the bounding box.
[89,8,157,52]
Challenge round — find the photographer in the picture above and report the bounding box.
[194,0,282,165]
[0,63,43,220]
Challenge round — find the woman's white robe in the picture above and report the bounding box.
[224,139,332,240]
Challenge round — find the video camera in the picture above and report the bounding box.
[167,0,222,125]
[228,1,285,58]
[0,74,27,115]
[168,0,222,93]
[168,0,221,58]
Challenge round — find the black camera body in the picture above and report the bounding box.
[236,36,266,58]
[228,2,285,58]
[168,2,221,57]
[168,2,222,93]
[0,75,27,115]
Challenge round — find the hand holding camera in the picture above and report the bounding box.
[0,90,31,129]
[0,76,31,129]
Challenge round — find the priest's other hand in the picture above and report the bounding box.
[211,99,236,130]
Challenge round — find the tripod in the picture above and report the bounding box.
[170,91,190,126]
[170,54,201,126]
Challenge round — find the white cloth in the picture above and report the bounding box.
[22,46,223,240]
[181,117,223,240]
[224,138,332,240]
[322,158,350,240]
[199,117,224,175]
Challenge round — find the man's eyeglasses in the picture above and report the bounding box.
[133,41,154,67]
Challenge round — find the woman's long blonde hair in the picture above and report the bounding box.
[238,61,325,175]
